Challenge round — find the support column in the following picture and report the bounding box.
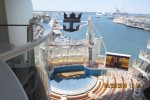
[87,17,94,67]
[27,19,36,67]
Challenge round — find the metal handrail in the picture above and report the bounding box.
[0,19,55,61]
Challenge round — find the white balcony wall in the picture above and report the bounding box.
[5,0,33,46]
[5,0,33,62]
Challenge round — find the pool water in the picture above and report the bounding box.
[51,74,93,91]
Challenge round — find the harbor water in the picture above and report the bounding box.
[51,12,150,63]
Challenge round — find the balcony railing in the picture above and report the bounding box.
[132,58,149,81]
[50,39,88,46]
[0,17,56,100]
[132,59,143,68]
[139,49,150,63]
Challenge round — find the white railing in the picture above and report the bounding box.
[132,59,143,68]
[50,39,88,46]
[132,59,149,81]
[139,49,150,63]
[0,21,54,61]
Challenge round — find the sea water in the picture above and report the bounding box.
[51,12,150,63]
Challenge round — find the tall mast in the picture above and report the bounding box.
[87,17,94,67]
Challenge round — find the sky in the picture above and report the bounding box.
[31,0,150,14]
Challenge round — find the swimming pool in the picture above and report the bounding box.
[50,74,97,95]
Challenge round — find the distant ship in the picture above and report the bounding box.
[96,0,103,18]
[96,12,103,18]
[108,8,128,19]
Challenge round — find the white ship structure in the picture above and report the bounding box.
[0,1,150,100]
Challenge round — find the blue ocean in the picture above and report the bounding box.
[51,12,150,63]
